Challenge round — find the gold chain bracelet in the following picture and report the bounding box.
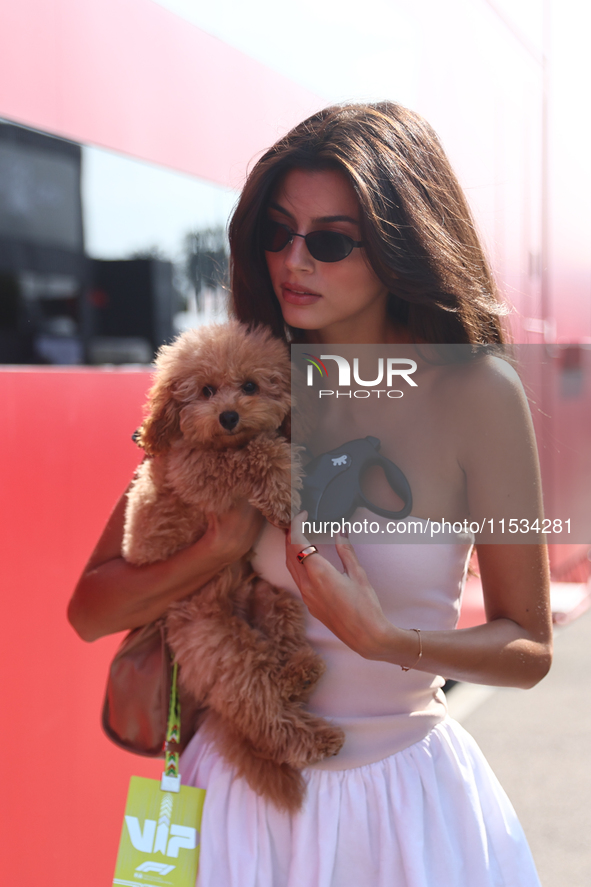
[401,628,422,672]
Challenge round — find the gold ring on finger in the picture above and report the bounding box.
[296,545,319,564]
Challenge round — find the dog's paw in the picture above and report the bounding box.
[306,721,346,763]
[284,717,345,767]
[277,650,326,702]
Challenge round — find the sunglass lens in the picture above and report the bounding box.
[306,231,353,262]
[262,220,291,252]
[262,220,356,261]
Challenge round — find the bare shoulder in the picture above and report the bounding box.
[436,351,525,396]
[467,352,526,397]
[442,353,542,524]
[433,352,532,435]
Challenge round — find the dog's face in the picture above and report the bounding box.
[139,323,291,454]
[177,351,290,450]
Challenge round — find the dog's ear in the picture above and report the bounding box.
[277,412,291,442]
[136,382,182,455]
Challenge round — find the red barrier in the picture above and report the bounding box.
[1,367,159,887]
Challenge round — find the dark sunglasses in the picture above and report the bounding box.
[262,219,363,263]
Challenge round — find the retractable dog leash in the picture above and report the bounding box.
[301,436,412,522]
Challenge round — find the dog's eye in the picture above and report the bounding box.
[242,381,258,395]
[202,385,216,398]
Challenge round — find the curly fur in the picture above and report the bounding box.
[123,321,344,811]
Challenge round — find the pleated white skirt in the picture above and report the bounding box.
[181,717,541,887]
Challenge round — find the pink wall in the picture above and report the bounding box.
[0,0,323,188]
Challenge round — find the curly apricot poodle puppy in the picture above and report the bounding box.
[123,321,344,811]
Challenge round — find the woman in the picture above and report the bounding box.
[69,102,552,886]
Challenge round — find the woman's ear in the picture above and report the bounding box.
[136,383,182,455]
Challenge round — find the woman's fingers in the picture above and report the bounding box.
[287,518,369,598]
[285,527,391,657]
[334,537,368,581]
[285,519,322,595]
[289,511,310,547]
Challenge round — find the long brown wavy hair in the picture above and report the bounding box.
[229,101,506,345]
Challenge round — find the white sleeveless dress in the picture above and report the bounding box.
[181,515,541,887]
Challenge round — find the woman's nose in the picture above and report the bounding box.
[284,235,314,272]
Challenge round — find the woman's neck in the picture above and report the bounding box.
[305,319,412,346]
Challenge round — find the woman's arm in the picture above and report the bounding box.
[68,489,264,642]
[286,535,552,688]
[285,356,553,689]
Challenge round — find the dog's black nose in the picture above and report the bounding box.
[219,410,239,431]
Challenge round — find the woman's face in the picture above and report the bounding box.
[265,168,394,344]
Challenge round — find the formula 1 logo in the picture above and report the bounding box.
[135,861,176,875]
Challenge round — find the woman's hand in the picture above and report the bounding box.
[286,518,552,688]
[286,518,403,661]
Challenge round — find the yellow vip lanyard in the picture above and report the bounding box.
[112,660,206,887]
[161,660,181,792]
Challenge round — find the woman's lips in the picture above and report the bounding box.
[281,284,322,305]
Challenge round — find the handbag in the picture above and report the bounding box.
[102,618,204,757]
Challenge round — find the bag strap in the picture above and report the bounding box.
[161,659,182,792]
